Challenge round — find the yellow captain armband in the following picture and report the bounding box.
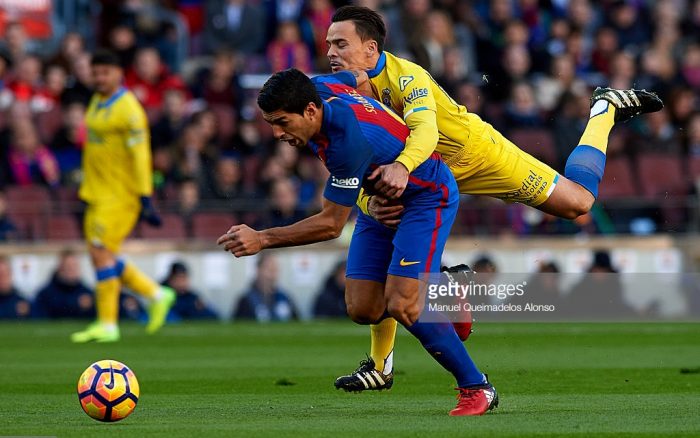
[356,189,371,216]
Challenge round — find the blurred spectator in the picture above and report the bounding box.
[8,119,60,187]
[119,293,147,321]
[32,249,95,319]
[313,260,347,318]
[267,21,313,73]
[687,112,700,158]
[151,89,189,149]
[6,55,43,105]
[177,178,201,219]
[301,0,335,70]
[32,64,68,115]
[0,255,30,319]
[124,47,188,116]
[606,1,651,52]
[633,109,683,156]
[487,44,532,102]
[62,52,93,106]
[503,81,545,130]
[472,254,497,275]
[509,261,564,312]
[49,102,86,185]
[562,250,637,319]
[200,155,244,201]
[590,27,619,76]
[259,178,306,228]
[534,53,586,113]
[204,0,266,55]
[49,32,86,72]
[173,119,218,185]
[108,24,138,68]
[162,261,217,320]
[234,253,298,322]
[667,87,697,131]
[680,44,700,89]
[191,50,243,111]
[1,21,39,63]
[0,191,18,241]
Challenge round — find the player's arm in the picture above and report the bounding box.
[125,107,153,197]
[218,199,352,257]
[370,69,439,198]
[126,104,162,226]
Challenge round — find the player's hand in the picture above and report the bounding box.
[139,196,162,227]
[368,195,404,228]
[368,162,409,199]
[217,224,263,257]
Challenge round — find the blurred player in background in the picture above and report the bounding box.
[326,6,663,390]
[71,50,175,343]
[218,68,498,415]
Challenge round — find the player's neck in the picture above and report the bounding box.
[98,85,123,100]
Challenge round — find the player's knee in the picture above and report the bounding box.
[346,301,384,325]
[386,299,420,326]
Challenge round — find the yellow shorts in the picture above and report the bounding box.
[84,202,140,253]
[445,122,559,207]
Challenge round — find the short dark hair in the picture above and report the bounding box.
[332,6,386,53]
[257,68,321,115]
[90,49,121,67]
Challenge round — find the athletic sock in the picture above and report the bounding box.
[404,315,485,388]
[116,258,159,300]
[564,101,617,197]
[95,265,121,325]
[370,318,397,374]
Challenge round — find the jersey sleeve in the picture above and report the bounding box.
[124,100,153,196]
[323,118,373,207]
[393,67,440,172]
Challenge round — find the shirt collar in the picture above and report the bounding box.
[367,52,386,79]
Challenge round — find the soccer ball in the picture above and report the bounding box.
[77,360,140,422]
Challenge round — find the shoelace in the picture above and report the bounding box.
[454,387,482,409]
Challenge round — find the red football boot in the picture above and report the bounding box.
[449,380,498,416]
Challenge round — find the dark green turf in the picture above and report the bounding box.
[1,321,699,437]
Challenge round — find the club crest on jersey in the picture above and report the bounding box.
[399,76,414,91]
[403,87,429,104]
[382,88,392,106]
[331,175,360,189]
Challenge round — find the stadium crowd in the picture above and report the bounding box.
[0,0,699,240]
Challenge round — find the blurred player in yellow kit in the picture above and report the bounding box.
[327,6,663,391]
[71,50,175,343]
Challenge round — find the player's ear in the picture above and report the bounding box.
[366,40,377,57]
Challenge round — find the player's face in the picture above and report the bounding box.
[262,105,320,148]
[326,21,377,72]
[92,64,123,96]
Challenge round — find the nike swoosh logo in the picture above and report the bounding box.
[105,364,115,390]
[399,258,420,266]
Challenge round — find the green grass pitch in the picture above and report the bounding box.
[1,321,699,437]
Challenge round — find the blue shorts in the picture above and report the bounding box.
[346,173,459,282]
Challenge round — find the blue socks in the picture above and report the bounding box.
[405,316,485,388]
[564,144,607,198]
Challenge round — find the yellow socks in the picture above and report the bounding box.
[95,266,120,325]
[118,260,159,300]
[370,318,397,374]
[579,101,617,153]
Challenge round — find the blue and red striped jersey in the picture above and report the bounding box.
[309,73,448,207]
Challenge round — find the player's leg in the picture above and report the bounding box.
[71,204,123,343]
[335,213,396,391]
[539,88,663,218]
[386,174,497,415]
[454,88,663,219]
[115,257,175,334]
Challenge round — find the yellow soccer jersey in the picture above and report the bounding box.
[366,51,480,171]
[80,87,153,206]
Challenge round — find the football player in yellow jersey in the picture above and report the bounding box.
[327,6,663,391]
[70,50,176,343]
